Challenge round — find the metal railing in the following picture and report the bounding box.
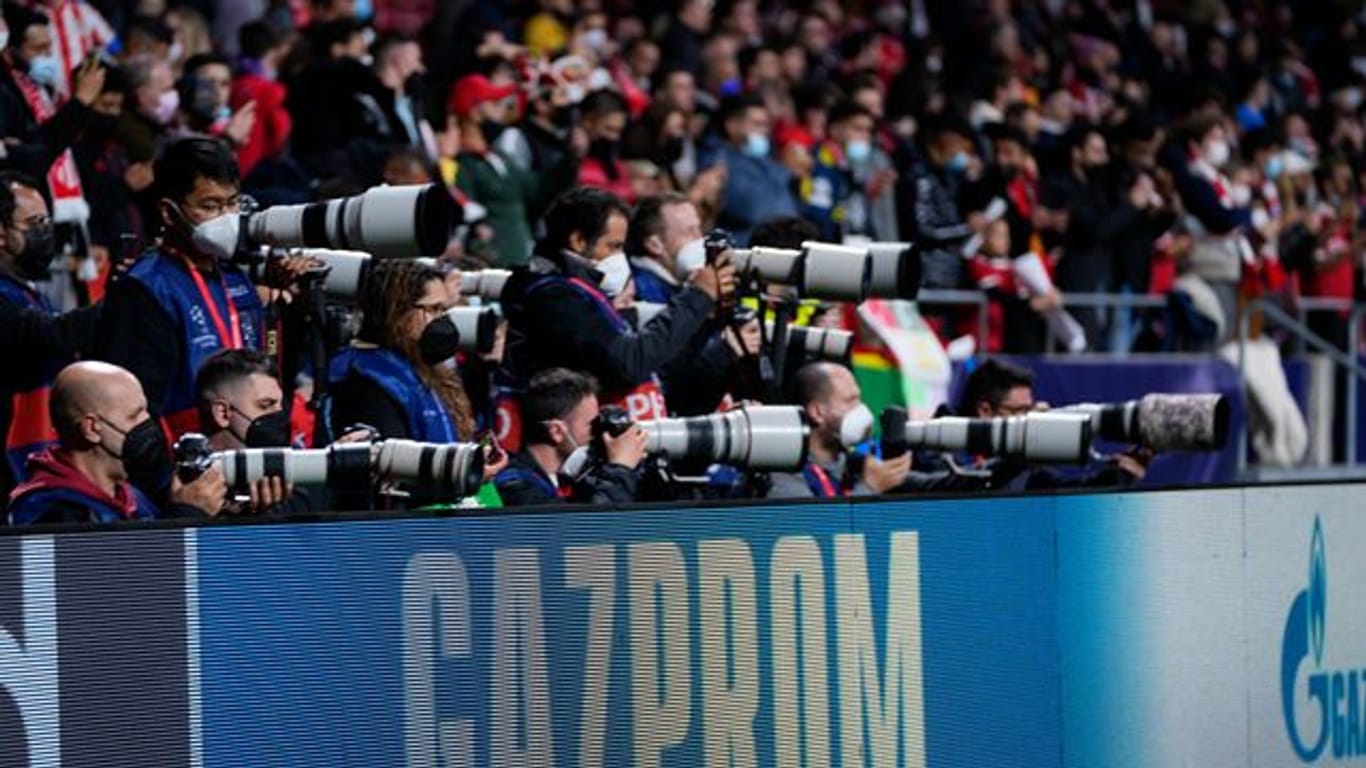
[914,289,1168,356]
[1236,298,1365,472]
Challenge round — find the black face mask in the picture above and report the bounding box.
[404,72,427,99]
[13,222,56,281]
[86,112,120,138]
[239,408,291,448]
[480,119,507,144]
[100,416,171,491]
[590,138,620,163]
[418,314,460,366]
[659,137,685,163]
[552,105,578,130]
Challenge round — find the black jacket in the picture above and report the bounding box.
[0,65,93,179]
[495,450,639,507]
[501,252,717,397]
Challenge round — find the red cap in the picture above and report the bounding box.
[449,74,518,119]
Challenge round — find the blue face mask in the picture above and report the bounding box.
[745,132,771,158]
[945,150,970,174]
[353,0,374,20]
[1264,154,1285,181]
[846,138,873,163]
[26,55,60,88]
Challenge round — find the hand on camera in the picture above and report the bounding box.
[172,465,228,517]
[688,252,737,303]
[1113,447,1152,481]
[248,475,290,512]
[261,254,324,295]
[603,423,649,470]
[863,452,912,494]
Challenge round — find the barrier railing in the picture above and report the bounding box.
[1236,297,1365,472]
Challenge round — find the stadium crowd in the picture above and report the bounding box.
[0,0,1362,522]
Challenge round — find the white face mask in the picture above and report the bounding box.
[191,211,241,261]
[838,403,874,448]
[27,55,60,88]
[674,237,706,279]
[0,30,10,53]
[1204,138,1231,169]
[561,444,591,478]
[596,251,631,296]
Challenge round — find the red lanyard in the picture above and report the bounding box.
[807,464,843,498]
[186,261,243,349]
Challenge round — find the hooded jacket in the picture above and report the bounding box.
[8,448,158,525]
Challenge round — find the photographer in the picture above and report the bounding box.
[193,348,308,514]
[9,361,226,525]
[96,136,263,439]
[500,187,735,441]
[328,260,483,443]
[767,361,912,499]
[955,358,1148,490]
[0,172,102,499]
[495,368,646,506]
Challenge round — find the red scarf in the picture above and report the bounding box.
[11,67,89,223]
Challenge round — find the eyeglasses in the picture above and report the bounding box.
[412,301,447,317]
[183,196,242,219]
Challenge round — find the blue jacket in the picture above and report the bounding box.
[0,276,61,483]
[712,144,798,246]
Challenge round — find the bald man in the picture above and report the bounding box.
[766,361,912,499]
[8,361,226,525]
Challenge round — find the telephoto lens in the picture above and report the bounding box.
[1059,393,1230,452]
[459,269,513,302]
[731,243,871,302]
[209,440,484,498]
[641,405,809,470]
[863,241,922,300]
[899,412,1094,463]
[441,306,499,355]
[290,248,372,300]
[245,183,460,258]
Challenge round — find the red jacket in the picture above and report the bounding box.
[578,155,636,203]
[230,72,291,178]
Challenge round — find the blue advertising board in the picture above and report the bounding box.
[4,483,1364,767]
[196,498,1059,768]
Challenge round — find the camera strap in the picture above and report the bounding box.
[186,259,243,349]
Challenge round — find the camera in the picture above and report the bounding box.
[459,269,513,302]
[442,306,499,355]
[774,324,853,364]
[862,241,922,300]
[242,184,460,259]
[593,405,809,470]
[173,434,485,498]
[1058,393,1229,451]
[880,410,1094,464]
[730,241,871,302]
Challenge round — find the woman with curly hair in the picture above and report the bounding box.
[327,259,478,443]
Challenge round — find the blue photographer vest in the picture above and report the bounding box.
[328,347,458,443]
[0,276,61,481]
[128,251,263,440]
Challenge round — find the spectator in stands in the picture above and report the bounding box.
[178,53,256,148]
[0,5,106,182]
[900,113,976,292]
[0,172,101,499]
[231,20,293,181]
[577,89,634,202]
[805,100,876,240]
[659,0,710,81]
[72,64,152,269]
[767,361,911,498]
[120,53,180,162]
[286,17,371,187]
[452,73,582,267]
[711,94,798,246]
[495,367,645,506]
[8,361,226,525]
[627,192,702,304]
[368,33,433,162]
